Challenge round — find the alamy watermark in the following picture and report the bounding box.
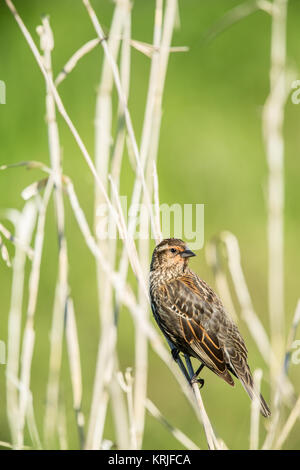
[291,340,300,365]
[0,80,6,104]
[291,80,300,104]
[96,198,204,250]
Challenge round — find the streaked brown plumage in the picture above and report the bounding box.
[149,238,271,418]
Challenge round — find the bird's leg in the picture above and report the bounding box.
[184,354,205,389]
[171,347,180,361]
[190,363,205,388]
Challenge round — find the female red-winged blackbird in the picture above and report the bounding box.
[149,238,271,417]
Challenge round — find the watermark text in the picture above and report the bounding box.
[95,198,204,250]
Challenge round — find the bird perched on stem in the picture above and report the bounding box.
[149,238,271,418]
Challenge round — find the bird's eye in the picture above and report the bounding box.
[170,248,177,254]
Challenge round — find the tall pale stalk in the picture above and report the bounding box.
[18,177,53,448]
[262,0,288,398]
[6,203,37,448]
[39,18,70,448]
[85,0,131,449]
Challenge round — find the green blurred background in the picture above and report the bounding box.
[0,0,300,450]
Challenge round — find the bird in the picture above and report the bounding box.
[149,238,271,418]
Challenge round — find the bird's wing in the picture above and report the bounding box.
[220,323,271,416]
[162,275,230,379]
[219,322,252,383]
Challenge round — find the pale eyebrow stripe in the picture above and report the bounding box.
[157,245,185,253]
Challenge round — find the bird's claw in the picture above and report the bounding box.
[197,378,205,389]
[191,376,205,389]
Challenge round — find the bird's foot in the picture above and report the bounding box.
[190,363,205,388]
[190,375,205,389]
[171,348,180,361]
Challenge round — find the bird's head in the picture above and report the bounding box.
[150,238,196,274]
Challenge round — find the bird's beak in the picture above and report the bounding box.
[180,249,196,258]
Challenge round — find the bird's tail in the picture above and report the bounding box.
[240,376,271,418]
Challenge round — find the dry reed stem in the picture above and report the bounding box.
[109,176,148,295]
[6,370,42,449]
[184,355,221,450]
[110,359,130,450]
[205,240,238,323]
[274,395,300,449]
[57,399,68,450]
[108,21,132,446]
[0,234,11,267]
[117,369,138,450]
[6,202,37,448]
[36,17,70,448]
[65,297,85,448]
[261,0,290,449]
[85,325,117,449]
[26,398,42,449]
[152,161,163,241]
[284,300,300,374]
[0,222,34,260]
[263,300,300,449]
[132,3,165,444]
[262,0,288,395]
[55,38,103,87]
[145,399,200,450]
[18,177,53,447]
[82,0,158,240]
[249,369,263,450]
[132,0,161,438]
[218,232,272,363]
[0,160,51,174]
[55,37,187,88]
[86,0,129,450]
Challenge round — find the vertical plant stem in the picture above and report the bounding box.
[6,203,37,448]
[65,297,85,448]
[220,232,272,362]
[83,0,158,239]
[133,1,164,448]
[57,398,69,450]
[86,0,129,449]
[249,369,262,450]
[85,325,116,449]
[117,369,138,450]
[262,0,288,394]
[108,0,132,449]
[110,358,130,450]
[38,17,69,448]
[18,178,53,447]
[274,395,300,449]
